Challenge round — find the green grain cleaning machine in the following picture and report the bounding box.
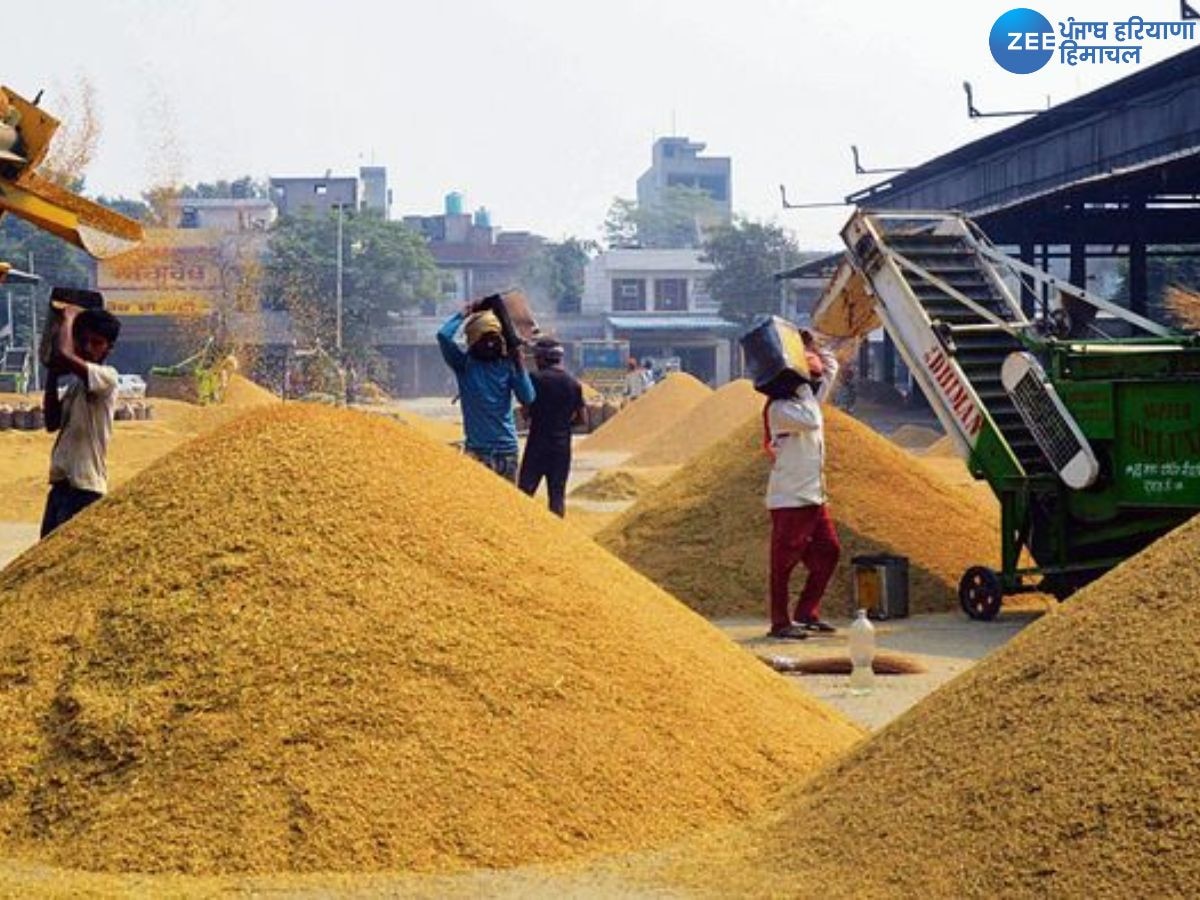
[814,210,1200,619]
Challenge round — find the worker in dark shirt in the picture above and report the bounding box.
[518,338,584,517]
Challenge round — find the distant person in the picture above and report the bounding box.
[837,357,857,413]
[762,330,841,640]
[518,338,584,517]
[624,357,648,399]
[437,300,535,482]
[41,304,122,538]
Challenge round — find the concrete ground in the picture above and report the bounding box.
[0,523,38,570]
[718,610,1041,731]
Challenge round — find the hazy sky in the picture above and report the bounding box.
[9,1,1194,247]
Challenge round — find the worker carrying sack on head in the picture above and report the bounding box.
[41,296,122,538]
[437,298,536,482]
[518,337,584,517]
[761,329,841,641]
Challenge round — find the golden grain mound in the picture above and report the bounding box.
[1165,285,1200,330]
[0,389,280,523]
[629,379,760,467]
[580,373,711,455]
[568,468,681,504]
[683,513,1200,898]
[598,410,999,618]
[383,409,463,444]
[0,405,861,877]
[222,373,280,407]
[570,469,655,502]
[921,434,959,458]
[888,424,942,451]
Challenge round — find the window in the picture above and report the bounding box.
[314,184,328,196]
[654,278,688,311]
[612,278,646,311]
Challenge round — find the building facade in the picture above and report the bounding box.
[94,197,286,376]
[269,176,357,218]
[636,136,732,225]
[376,197,545,396]
[166,197,277,232]
[582,248,737,385]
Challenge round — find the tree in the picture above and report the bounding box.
[93,195,151,222]
[603,186,722,249]
[1114,249,1200,325]
[262,211,439,366]
[178,176,268,200]
[701,218,802,324]
[0,216,92,351]
[521,237,596,314]
[139,176,267,225]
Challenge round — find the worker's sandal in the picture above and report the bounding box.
[798,618,837,634]
[767,624,809,641]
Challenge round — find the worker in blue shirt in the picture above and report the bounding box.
[438,301,536,482]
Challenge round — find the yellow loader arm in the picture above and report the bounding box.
[0,85,143,259]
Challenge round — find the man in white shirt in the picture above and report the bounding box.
[40,303,122,538]
[763,332,841,640]
[624,358,648,399]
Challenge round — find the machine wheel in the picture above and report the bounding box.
[959,566,1003,621]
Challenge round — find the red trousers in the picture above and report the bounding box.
[769,504,841,629]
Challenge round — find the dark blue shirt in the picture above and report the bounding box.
[437,312,536,455]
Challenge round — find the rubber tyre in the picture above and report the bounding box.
[959,566,1003,621]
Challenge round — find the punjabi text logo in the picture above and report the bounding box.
[990,8,1196,74]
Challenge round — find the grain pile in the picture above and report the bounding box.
[570,469,656,502]
[222,373,280,407]
[629,378,760,467]
[598,410,1000,618]
[682,513,1200,898]
[0,405,861,876]
[1165,284,1200,330]
[922,434,959,458]
[382,409,463,444]
[888,424,942,451]
[580,373,711,455]
[0,388,279,523]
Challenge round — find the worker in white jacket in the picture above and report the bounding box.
[763,332,841,640]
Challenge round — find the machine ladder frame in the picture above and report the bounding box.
[838,209,1194,615]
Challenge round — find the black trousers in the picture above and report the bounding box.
[40,481,102,538]
[519,442,571,517]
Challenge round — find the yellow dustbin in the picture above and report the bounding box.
[851,555,909,620]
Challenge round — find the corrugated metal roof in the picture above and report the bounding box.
[596,249,715,272]
[607,314,736,332]
[851,44,1200,210]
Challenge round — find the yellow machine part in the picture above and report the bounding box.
[0,85,143,260]
[0,85,57,172]
[811,256,881,339]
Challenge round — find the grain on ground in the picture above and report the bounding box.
[0,404,861,877]
[668,512,1200,898]
[580,373,711,455]
[628,379,760,467]
[598,410,1001,618]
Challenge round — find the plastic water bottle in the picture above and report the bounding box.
[848,609,876,695]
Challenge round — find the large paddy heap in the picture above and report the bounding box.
[579,372,711,456]
[628,378,760,467]
[599,409,1000,617]
[0,405,860,877]
[680,512,1200,897]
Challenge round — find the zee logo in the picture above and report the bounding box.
[990,8,1056,73]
